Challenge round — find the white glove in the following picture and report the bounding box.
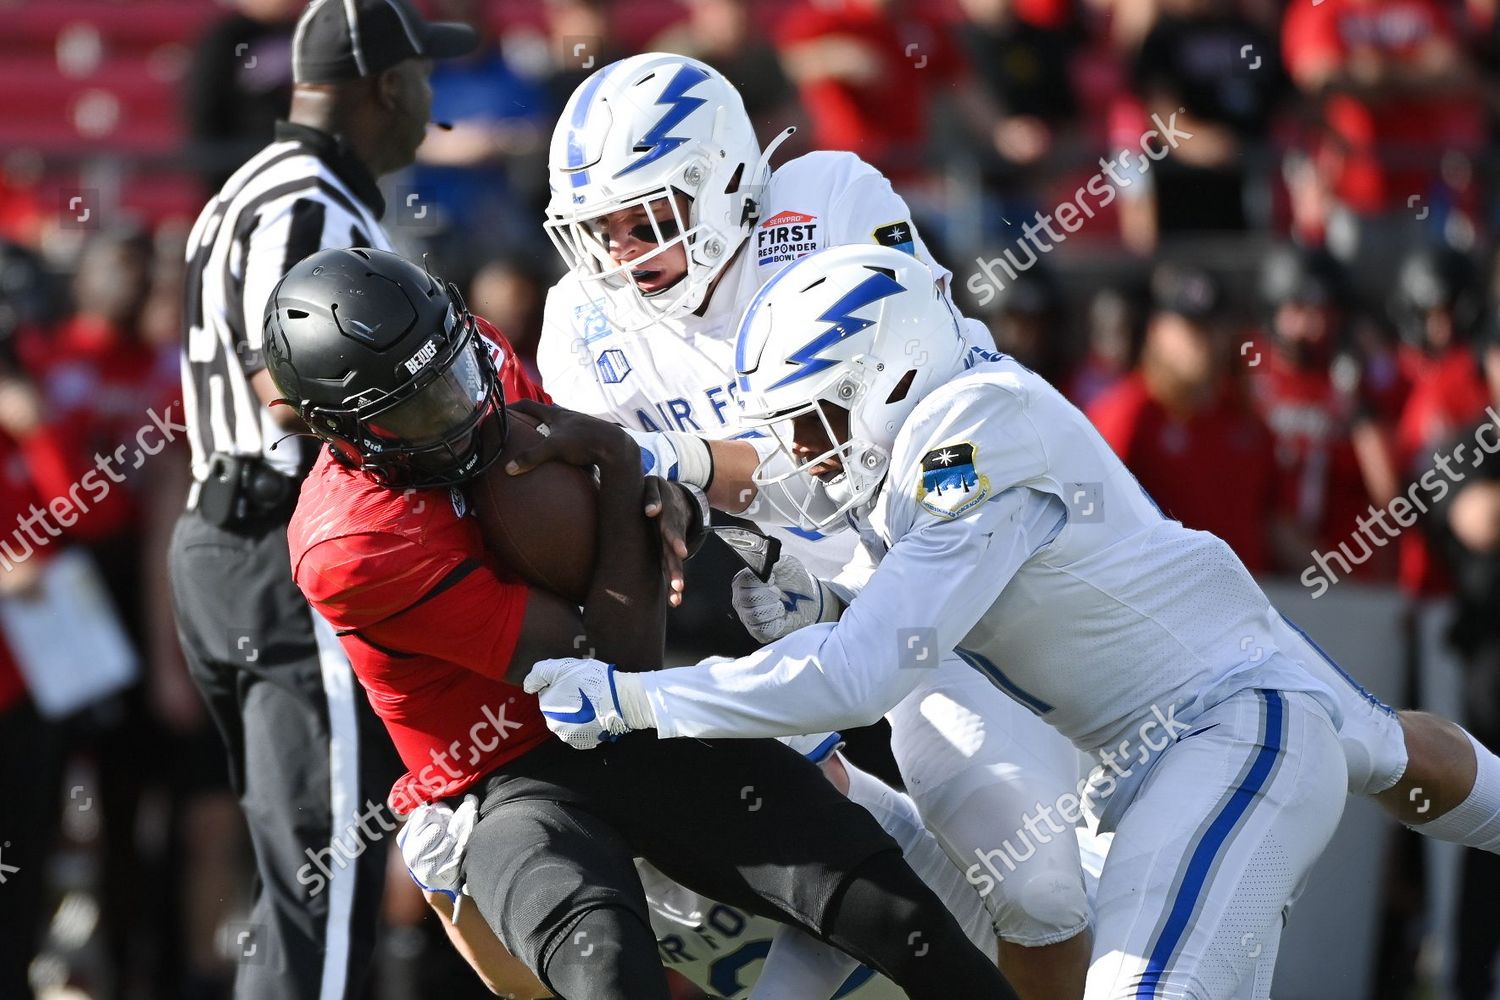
[398,795,479,922]
[523,658,654,749]
[731,556,840,644]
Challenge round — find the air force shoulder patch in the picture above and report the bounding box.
[872,221,916,256]
[916,442,989,518]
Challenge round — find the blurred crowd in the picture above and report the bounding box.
[3,0,1500,998]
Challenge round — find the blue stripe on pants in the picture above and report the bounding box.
[1134,690,1286,997]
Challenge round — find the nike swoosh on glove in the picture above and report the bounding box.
[398,795,479,922]
[524,657,636,750]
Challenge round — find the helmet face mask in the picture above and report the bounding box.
[745,371,888,533]
[265,250,508,491]
[356,315,505,487]
[545,189,699,311]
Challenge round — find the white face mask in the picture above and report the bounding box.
[545,189,716,330]
[744,396,888,534]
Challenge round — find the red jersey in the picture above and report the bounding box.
[19,315,180,533]
[0,415,139,712]
[1393,345,1489,594]
[23,315,174,439]
[287,320,555,814]
[1248,344,1387,580]
[1088,373,1278,573]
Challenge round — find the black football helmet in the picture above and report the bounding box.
[1390,246,1481,352]
[262,247,506,489]
[1260,245,1347,311]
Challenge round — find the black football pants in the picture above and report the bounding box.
[460,734,1016,1000]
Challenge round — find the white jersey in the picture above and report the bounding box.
[634,357,1342,828]
[537,150,992,576]
[638,759,994,999]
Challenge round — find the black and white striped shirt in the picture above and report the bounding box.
[181,121,392,482]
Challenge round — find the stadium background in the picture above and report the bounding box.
[0,0,1496,997]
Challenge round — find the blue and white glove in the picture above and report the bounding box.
[523,658,656,750]
[398,795,478,923]
[731,555,842,645]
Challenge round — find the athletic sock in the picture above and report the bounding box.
[1416,731,1500,853]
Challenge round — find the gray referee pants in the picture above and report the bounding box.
[168,507,396,1000]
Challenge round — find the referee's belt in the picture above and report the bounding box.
[189,454,299,529]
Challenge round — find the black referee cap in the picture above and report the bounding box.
[292,0,479,85]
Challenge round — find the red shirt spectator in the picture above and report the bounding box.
[25,313,173,435]
[1248,341,1389,579]
[18,229,176,528]
[1282,0,1481,214]
[1089,372,1278,573]
[288,320,554,814]
[775,0,967,182]
[1393,344,1490,594]
[0,383,139,712]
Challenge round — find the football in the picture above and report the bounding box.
[470,408,597,604]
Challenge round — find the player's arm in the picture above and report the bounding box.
[528,385,1062,740]
[339,413,675,676]
[628,485,1065,738]
[502,401,711,604]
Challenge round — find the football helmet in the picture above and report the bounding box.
[544,52,787,325]
[262,247,505,489]
[734,244,968,531]
[1391,245,1481,352]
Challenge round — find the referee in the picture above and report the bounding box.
[168,3,479,997]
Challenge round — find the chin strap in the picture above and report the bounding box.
[738,126,797,229]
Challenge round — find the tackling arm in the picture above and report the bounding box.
[627,487,1065,738]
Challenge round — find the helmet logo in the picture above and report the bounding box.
[614,64,711,178]
[766,271,905,391]
[402,338,439,376]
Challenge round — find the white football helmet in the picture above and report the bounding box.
[544,53,786,325]
[735,244,970,531]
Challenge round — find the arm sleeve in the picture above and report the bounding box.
[639,382,1063,737]
[828,539,878,602]
[638,486,1065,738]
